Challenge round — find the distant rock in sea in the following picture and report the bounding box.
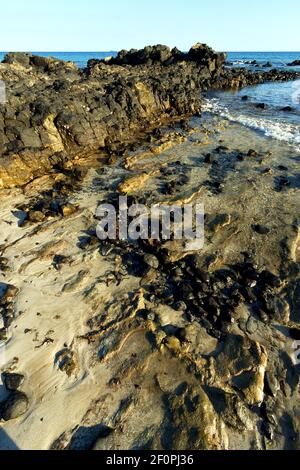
[287,60,300,66]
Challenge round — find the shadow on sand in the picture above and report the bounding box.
[0,427,19,450]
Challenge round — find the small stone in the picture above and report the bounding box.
[56,349,76,377]
[163,336,181,352]
[52,255,68,271]
[237,319,247,335]
[143,254,159,269]
[154,330,167,347]
[172,301,187,312]
[252,224,270,235]
[204,153,212,164]
[28,210,45,223]
[247,149,258,157]
[146,311,156,321]
[1,391,29,421]
[246,317,258,334]
[0,328,8,342]
[0,284,18,304]
[259,310,269,324]
[61,204,77,217]
[2,372,25,391]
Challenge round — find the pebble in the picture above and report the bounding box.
[204,153,212,164]
[61,204,77,217]
[143,254,159,269]
[246,317,258,334]
[28,210,45,223]
[2,372,25,391]
[0,328,8,341]
[172,301,187,312]
[0,284,19,303]
[238,318,247,333]
[0,391,29,421]
[256,103,266,109]
[252,224,270,235]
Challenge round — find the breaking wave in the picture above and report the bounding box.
[203,98,300,150]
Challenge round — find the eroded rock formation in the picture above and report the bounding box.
[1,44,299,189]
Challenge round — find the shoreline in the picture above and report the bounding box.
[1,44,300,189]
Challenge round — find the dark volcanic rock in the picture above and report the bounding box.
[247,149,258,157]
[3,52,31,68]
[104,45,175,66]
[287,60,300,66]
[252,224,270,235]
[2,372,25,391]
[1,44,299,189]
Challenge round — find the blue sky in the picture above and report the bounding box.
[0,0,299,52]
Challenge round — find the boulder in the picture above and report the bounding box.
[110,45,174,66]
[2,52,31,68]
[0,391,29,421]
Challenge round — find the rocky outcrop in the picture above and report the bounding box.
[1,43,299,189]
[212,67,300,89]
[93,43,227,70]
[287,60,300,66]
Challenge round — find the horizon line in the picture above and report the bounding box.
[1,50,300,54]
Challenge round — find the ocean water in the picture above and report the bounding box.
[227,51,300,71]
[1,51,300,70]
[0,51,117,68]
[1,50,299,149]
[203,77,300,150]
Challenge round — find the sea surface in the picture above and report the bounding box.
[227,51,300,71]
[1,50,299,149]
[0,51,117,68]
[204,52,300,151]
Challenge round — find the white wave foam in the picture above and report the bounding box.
[203,98,300,150]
